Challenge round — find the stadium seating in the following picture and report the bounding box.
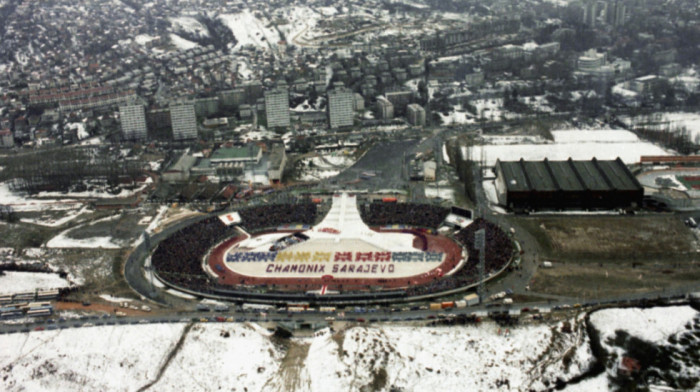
[359,202,449,229]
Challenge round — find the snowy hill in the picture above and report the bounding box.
[0,306,697,391]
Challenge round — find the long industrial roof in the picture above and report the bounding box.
[496,158,642,193]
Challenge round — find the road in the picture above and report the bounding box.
[2,288,697,335]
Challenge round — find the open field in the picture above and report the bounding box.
[514,215,700,298]
[516,216,696,258]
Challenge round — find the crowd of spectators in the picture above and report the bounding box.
[360,202,449,229]
[152,216,237,289]
[406,218,514,296]
[238,203,317,232]
[152,203,317,292]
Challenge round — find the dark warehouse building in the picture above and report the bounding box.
[494,158,644,211]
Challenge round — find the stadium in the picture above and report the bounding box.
[150,192,515,304]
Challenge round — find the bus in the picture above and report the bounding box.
[37,289,60,300]
[27,308,53,317]
[13,292,35,301]
[24,302,51,310]
[241,303,274,312]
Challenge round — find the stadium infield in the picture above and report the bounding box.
[207,228,463,292]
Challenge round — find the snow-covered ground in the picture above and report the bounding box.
[297,152,356,182]
[0,182,82,212]
[0,320,587,392]
[169,33,198,50]
[169,16,209,38]
[0,180,150,212]
[620,112,700,143]
[46,218,130,249]
[2,306,698,391]
[0,324,186,391]
[0,271,70,294]
[219,11,280,52]
[589,306,699,390]
[19,205,90,227]
[465,129,670,166]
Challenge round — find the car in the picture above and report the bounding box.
[356,318,366,323]
[34,326,45,331]
[47,325,58,330]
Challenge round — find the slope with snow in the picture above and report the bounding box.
[1,306,697,391]
[590,306,700,390]
[169,33,198,50]
[219,11,280,52]
[169,16,209,38]
[0,324,186,392]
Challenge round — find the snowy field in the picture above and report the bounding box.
[1,305,698,391]
[45,215,131,249]
[0,180,151,213]
[465,130,670,166]
[0,321,589,392]
[219,11,280,52]
[0,324,186,391]
[0,182,82,212]
[620,112,700,142]
[0,271,70,294]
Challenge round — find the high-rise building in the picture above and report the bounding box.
[327,87,355,129]
[407,104,426,126]
[170,103,198,140]
[264,85,290,129]
[376,96,394,120]
[219,88,246,109]
[583,1,597,27]
[119,104,148,141]
[242,80,263,104]
[606,1,626,26]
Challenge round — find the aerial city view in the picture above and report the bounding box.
[0,0,699,390]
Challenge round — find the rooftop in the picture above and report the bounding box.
[210,145,262,162]
[496,158,642,193]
